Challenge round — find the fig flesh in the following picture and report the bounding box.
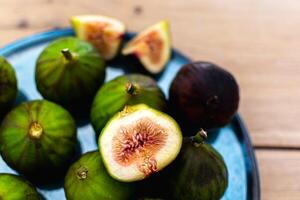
[71,15,126,60]
[99,104,182,182]
[169,61,239,130]
[122,21,171,74]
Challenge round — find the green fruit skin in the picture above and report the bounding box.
[0,57,17,119]
[0,100,77,179]
[168,140,228,200]
[0,173,40,200]
[35,37,105,111]
[90,74,167,134]
[64,151,134,200]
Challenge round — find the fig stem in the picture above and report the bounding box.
[61,48,73,61]
[193,129,207,144]
[125,82,139,95]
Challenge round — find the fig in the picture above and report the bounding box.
[167,130,228,200]
[64,151,134,200]
[122,21,171,74]
[0,57,17,120]
[169,61,239,130]
[71,15,126,60]
[99,104,182,182]
[90,74,167,134]
[35,37,105,114]
[0,100,77,182]
[0,173,40,200]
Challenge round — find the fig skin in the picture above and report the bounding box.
[0,57,17,120]
[64,151,135,200]
[0,173,40,200]
[0,100,78,183]
[169,61,239,131]
[167,135,228,200]
[90,74,167,135]
[35,37,106,115]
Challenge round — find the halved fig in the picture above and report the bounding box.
[71,15,126,60]
[99,104,182,182]
[122,21,171,74]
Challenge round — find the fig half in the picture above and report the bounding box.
[71,15,126,60]
[99,104,182,182]
[122,21,171,74]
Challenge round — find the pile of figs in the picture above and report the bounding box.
[0,15,239,200]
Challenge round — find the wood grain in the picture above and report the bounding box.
[0,0,299,148]
[257,149,300,200]
[1,0,300,199]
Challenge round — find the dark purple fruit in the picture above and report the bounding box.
[169,61,239,130]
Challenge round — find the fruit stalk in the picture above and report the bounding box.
[192,129,207,144]
[125,82,139,95]
[61,48,74,61]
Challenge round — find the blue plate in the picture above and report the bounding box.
[0,28,260,200]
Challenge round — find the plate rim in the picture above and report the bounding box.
[0,27,260,200]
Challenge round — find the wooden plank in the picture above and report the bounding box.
[0,0,300,147]
[256,149,300,200]
[0,29,44,47]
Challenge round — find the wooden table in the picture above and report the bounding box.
[1,0,299,199]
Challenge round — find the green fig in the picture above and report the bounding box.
[64,151,134,200]
[167,130,228,200]
[0,173,40,200]
[71,15,126,60]
[90,74,166,134]
[35,37,106,114]
[0,57,17,120]
[0,100,77,182]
